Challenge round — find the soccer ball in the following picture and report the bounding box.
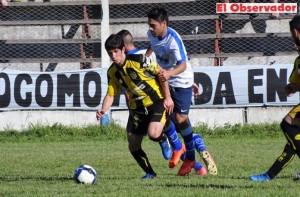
[74,165,97,184]
[293,169,300,181]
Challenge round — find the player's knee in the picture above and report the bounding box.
[281,120,294,132]
[148,131,160,140]
[175,113,188,123]
[162,119,173,133]
[128,143,141,152]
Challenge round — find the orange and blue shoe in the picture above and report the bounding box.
[178,159,196,176]
[200,150,218,175]
[169,144,186,168]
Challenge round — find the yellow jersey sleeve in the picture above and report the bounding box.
[289,56,300,84]
[106,67,121,96]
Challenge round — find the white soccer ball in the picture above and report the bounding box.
[293,169,300,181]
[74,165,97,184]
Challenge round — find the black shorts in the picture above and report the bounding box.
[126,99,168,135]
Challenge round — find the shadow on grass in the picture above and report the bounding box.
[0,176,74,182]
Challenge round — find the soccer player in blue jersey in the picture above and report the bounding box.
[250,15,300,182]
[118,29,218,176]
[146,7,217,176]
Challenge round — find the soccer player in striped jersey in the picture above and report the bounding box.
[250,15,300,182]
[96,34,174,179]
[117,29,188,172]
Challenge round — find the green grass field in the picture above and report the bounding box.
[0,123,299,197]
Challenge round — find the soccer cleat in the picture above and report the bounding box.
[249,173,271,182]
[169,144,186,168]
[200,150,218,175]
[196,166,208,176]
[160,138,173,160]
[142,173,156,180]
[178,159,196,176]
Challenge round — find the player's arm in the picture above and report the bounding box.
[143,56,174,114]
[145,47,153,58]
[96,95,114,120]
[193,82,201,97]
[158,42,187,81]
[286,83,300,97]
[286,68,300,97]
[157,66,174,115]
[96,74,120,120]
[158,75,174,115]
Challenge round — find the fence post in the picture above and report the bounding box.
[101,0,110,68]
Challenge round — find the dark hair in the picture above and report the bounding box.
[290,15,300,32]
[116,29,133,45]
[105,34,124,52]
[147,7,169,25]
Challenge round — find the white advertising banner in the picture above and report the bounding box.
[0,64,299,110]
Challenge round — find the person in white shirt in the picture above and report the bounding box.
[146,7,217,176]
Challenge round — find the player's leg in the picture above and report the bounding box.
[127,112,156,179]
[249,112,300,182]
[171,86,196,176]
[176,112,197,176]
[146,100,172,160]
[164,119,186,168]
[180,151,207,175]
[193,134,218,175]
[128,132,156,179]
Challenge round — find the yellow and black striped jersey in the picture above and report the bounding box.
[107,54,164,109]
[289,55,300,84]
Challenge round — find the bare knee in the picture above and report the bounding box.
[175,114,189,129]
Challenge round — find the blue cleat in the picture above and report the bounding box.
[142,173,156,180]
[249,173,271,182]
[159,138,173,160]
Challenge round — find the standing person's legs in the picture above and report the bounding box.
[128,132,157,179]
[147,109,173,160]
[127,114,157,179]
[249,107,300,181]
[164,120,186,169]
[193,134,218,175]
[171,87,196,176]
[249,120,297,182]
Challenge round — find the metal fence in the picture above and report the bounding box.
[0,0,299,71]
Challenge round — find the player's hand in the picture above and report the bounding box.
[158,69,171,82]
[163,96,174,115]
[286,84,296,97]
[96,110,105,121]
[193,83,201,97]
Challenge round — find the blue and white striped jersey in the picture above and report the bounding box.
[147,27,194,88]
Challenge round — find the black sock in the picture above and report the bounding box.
[149,133,167,144]
[131,148,156,175]
[267,143,295,179]
[266,120,297,179]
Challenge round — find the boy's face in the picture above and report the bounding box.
[291,29,300,52]
[107,47,126,66]
[148,18,167,38]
